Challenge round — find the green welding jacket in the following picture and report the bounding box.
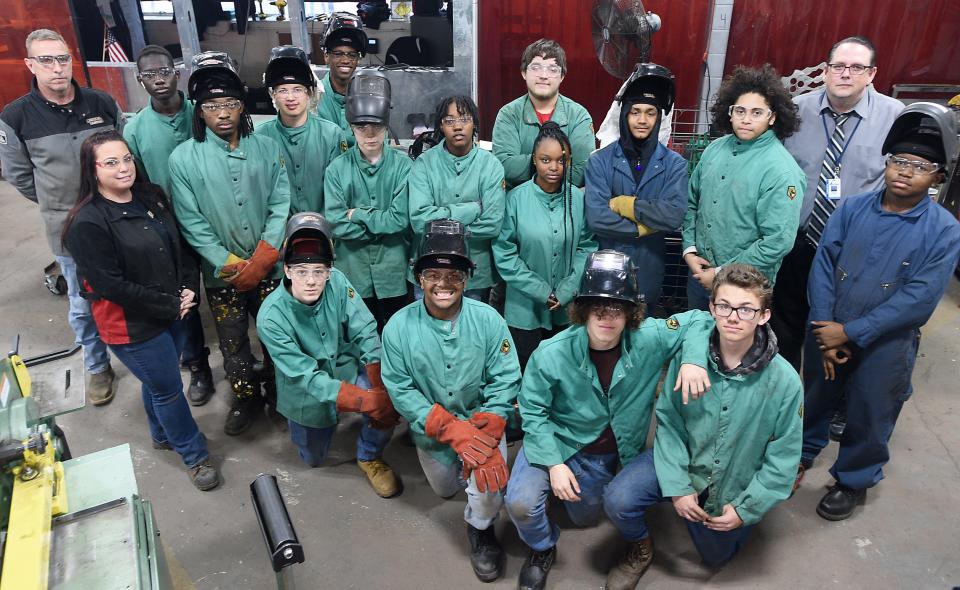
[407,142,506,289]
[655,335,803,526]
[257,268,379,429]
[681,130,806,284]
[381,298,521,465]
[256,113,346,215]
[519,310,712,469]
[492,94,596,189]
[169,128,291,287]
[317,76,355,149]
[123,93,193,195]
[324,144,412,299]
[493,178,597,330]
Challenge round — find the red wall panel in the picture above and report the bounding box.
[724,0,960,94]
[477,0,713,139]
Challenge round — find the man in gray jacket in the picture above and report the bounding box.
[0,29,125,404]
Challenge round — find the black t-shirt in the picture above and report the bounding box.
[583,342,622,455]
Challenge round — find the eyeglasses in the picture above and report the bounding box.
[351,123,385,135]
[28,54,72,68]
[591,303,627,319]
[327,50,360,61]
[826,63,874,76]
[886,155,941,175]
[138,67,175,81]
[711,302,762,321]
[441,115,473,127]
[728,105,772,121]
[527,63,562,77]
[288,266,331,280]
[199,100,243,113]
[420,269,467,284]
[274,86,308,97]
[96,153,135,169]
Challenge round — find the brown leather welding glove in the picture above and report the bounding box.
[471,451,510,494]
[361,362,401,429]
[467,412,507,443]
[229,240,280,292]
[335,380,400,428]
[219,253,249,280]
[424,404,497,469]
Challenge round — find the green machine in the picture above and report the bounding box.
[0,341,173,590]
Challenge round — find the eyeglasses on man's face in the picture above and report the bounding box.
[527,63,562,77]
[826,63,874,76]
[421,269,467,285]
[288,266,331,281]
[200,100,243,113]
[29,54,72,68]
[886,155,940,175]
[138,67,175,81]
[711,302,762,321]
[327,50,360,62]
[274,86,308,97]
[591,303,627,320]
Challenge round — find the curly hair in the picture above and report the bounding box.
[709,64,799,140]
[567,298,646,330]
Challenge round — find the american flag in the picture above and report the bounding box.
[103,24,129,62]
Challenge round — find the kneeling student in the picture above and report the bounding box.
[257,212,402,498]
[654,264,802,568]
[506,250,713,590]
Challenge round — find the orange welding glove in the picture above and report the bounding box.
[230,240,279,292]
[424,404,497,469]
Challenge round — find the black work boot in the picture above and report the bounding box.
[829,407,847,441]
[186,359,216,406]
[518,545,556,590]
[817,483,866,521]
[224,394,264,436]
[466,524,504,582]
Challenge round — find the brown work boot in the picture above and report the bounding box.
[357,458,401,498]
[189,459,221,491]
[606,537,654,590]
[87,365,116,406]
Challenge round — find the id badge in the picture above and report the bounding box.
[826,178,842,201]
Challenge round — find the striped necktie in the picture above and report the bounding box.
[805,111,850,247]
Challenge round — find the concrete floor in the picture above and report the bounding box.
[2,181,959,589]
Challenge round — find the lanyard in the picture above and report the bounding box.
[819,95,865,174]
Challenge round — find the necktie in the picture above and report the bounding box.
[805,111,850,247]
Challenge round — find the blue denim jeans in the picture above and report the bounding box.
[57,255,110,374]
[506,447,659,550]
[287,415,393,467]
[416,437,508,530]
[108,320,208,468]
[179,308,209,365]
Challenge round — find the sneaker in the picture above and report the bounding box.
[357,458,401,498]
[87,365,116,406]
[186,361,216,406]
[606,537,653,590]
[224,396,264,436]
[466,524,504,582]
[518,545,556,590]
[189,459,221,491]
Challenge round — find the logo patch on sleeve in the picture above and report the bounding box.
[799,403,804,418]
[347,287,355,299]
[340,140,348,153]
[787,186,797,200]
[666,317,680,330]
[0,130,6,145]
[500,339,511,354]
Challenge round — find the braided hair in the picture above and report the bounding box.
[532,121,577,272]
[191,100,254,142]
[431,95,480,146]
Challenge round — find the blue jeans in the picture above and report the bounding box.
[57,255,110,374]
[287,415,393,467]
[179,308,209,365]
[686,273,711,311]
[507,447,662,551]
[685,520,754,568]
[108,320,208,468]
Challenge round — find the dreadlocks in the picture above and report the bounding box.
[191,100,254,142]
[431,95,480,145]
[532,121,577,271]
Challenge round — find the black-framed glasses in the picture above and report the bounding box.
[711,302,762,321]
[420,269,466,285]
[886,155,941,175]
[199,100,243,113]
[327,50,360,61]
[826,63,874,76]
[441,115,473,127]
[138,67,175,81]
[28,54,72,67]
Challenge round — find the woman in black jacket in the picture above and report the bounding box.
[63,129,220,491]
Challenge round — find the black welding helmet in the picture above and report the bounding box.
[412,219,475,276]
[882,101,958,174]
[188,51,244,102]
[346,71,391,125]
[322,12,368,56]
[575,250,643,305]
[281,212,335,266]
[618,62,675,115]
[264,45,315,89]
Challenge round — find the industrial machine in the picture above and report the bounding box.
[0,341,172,589]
